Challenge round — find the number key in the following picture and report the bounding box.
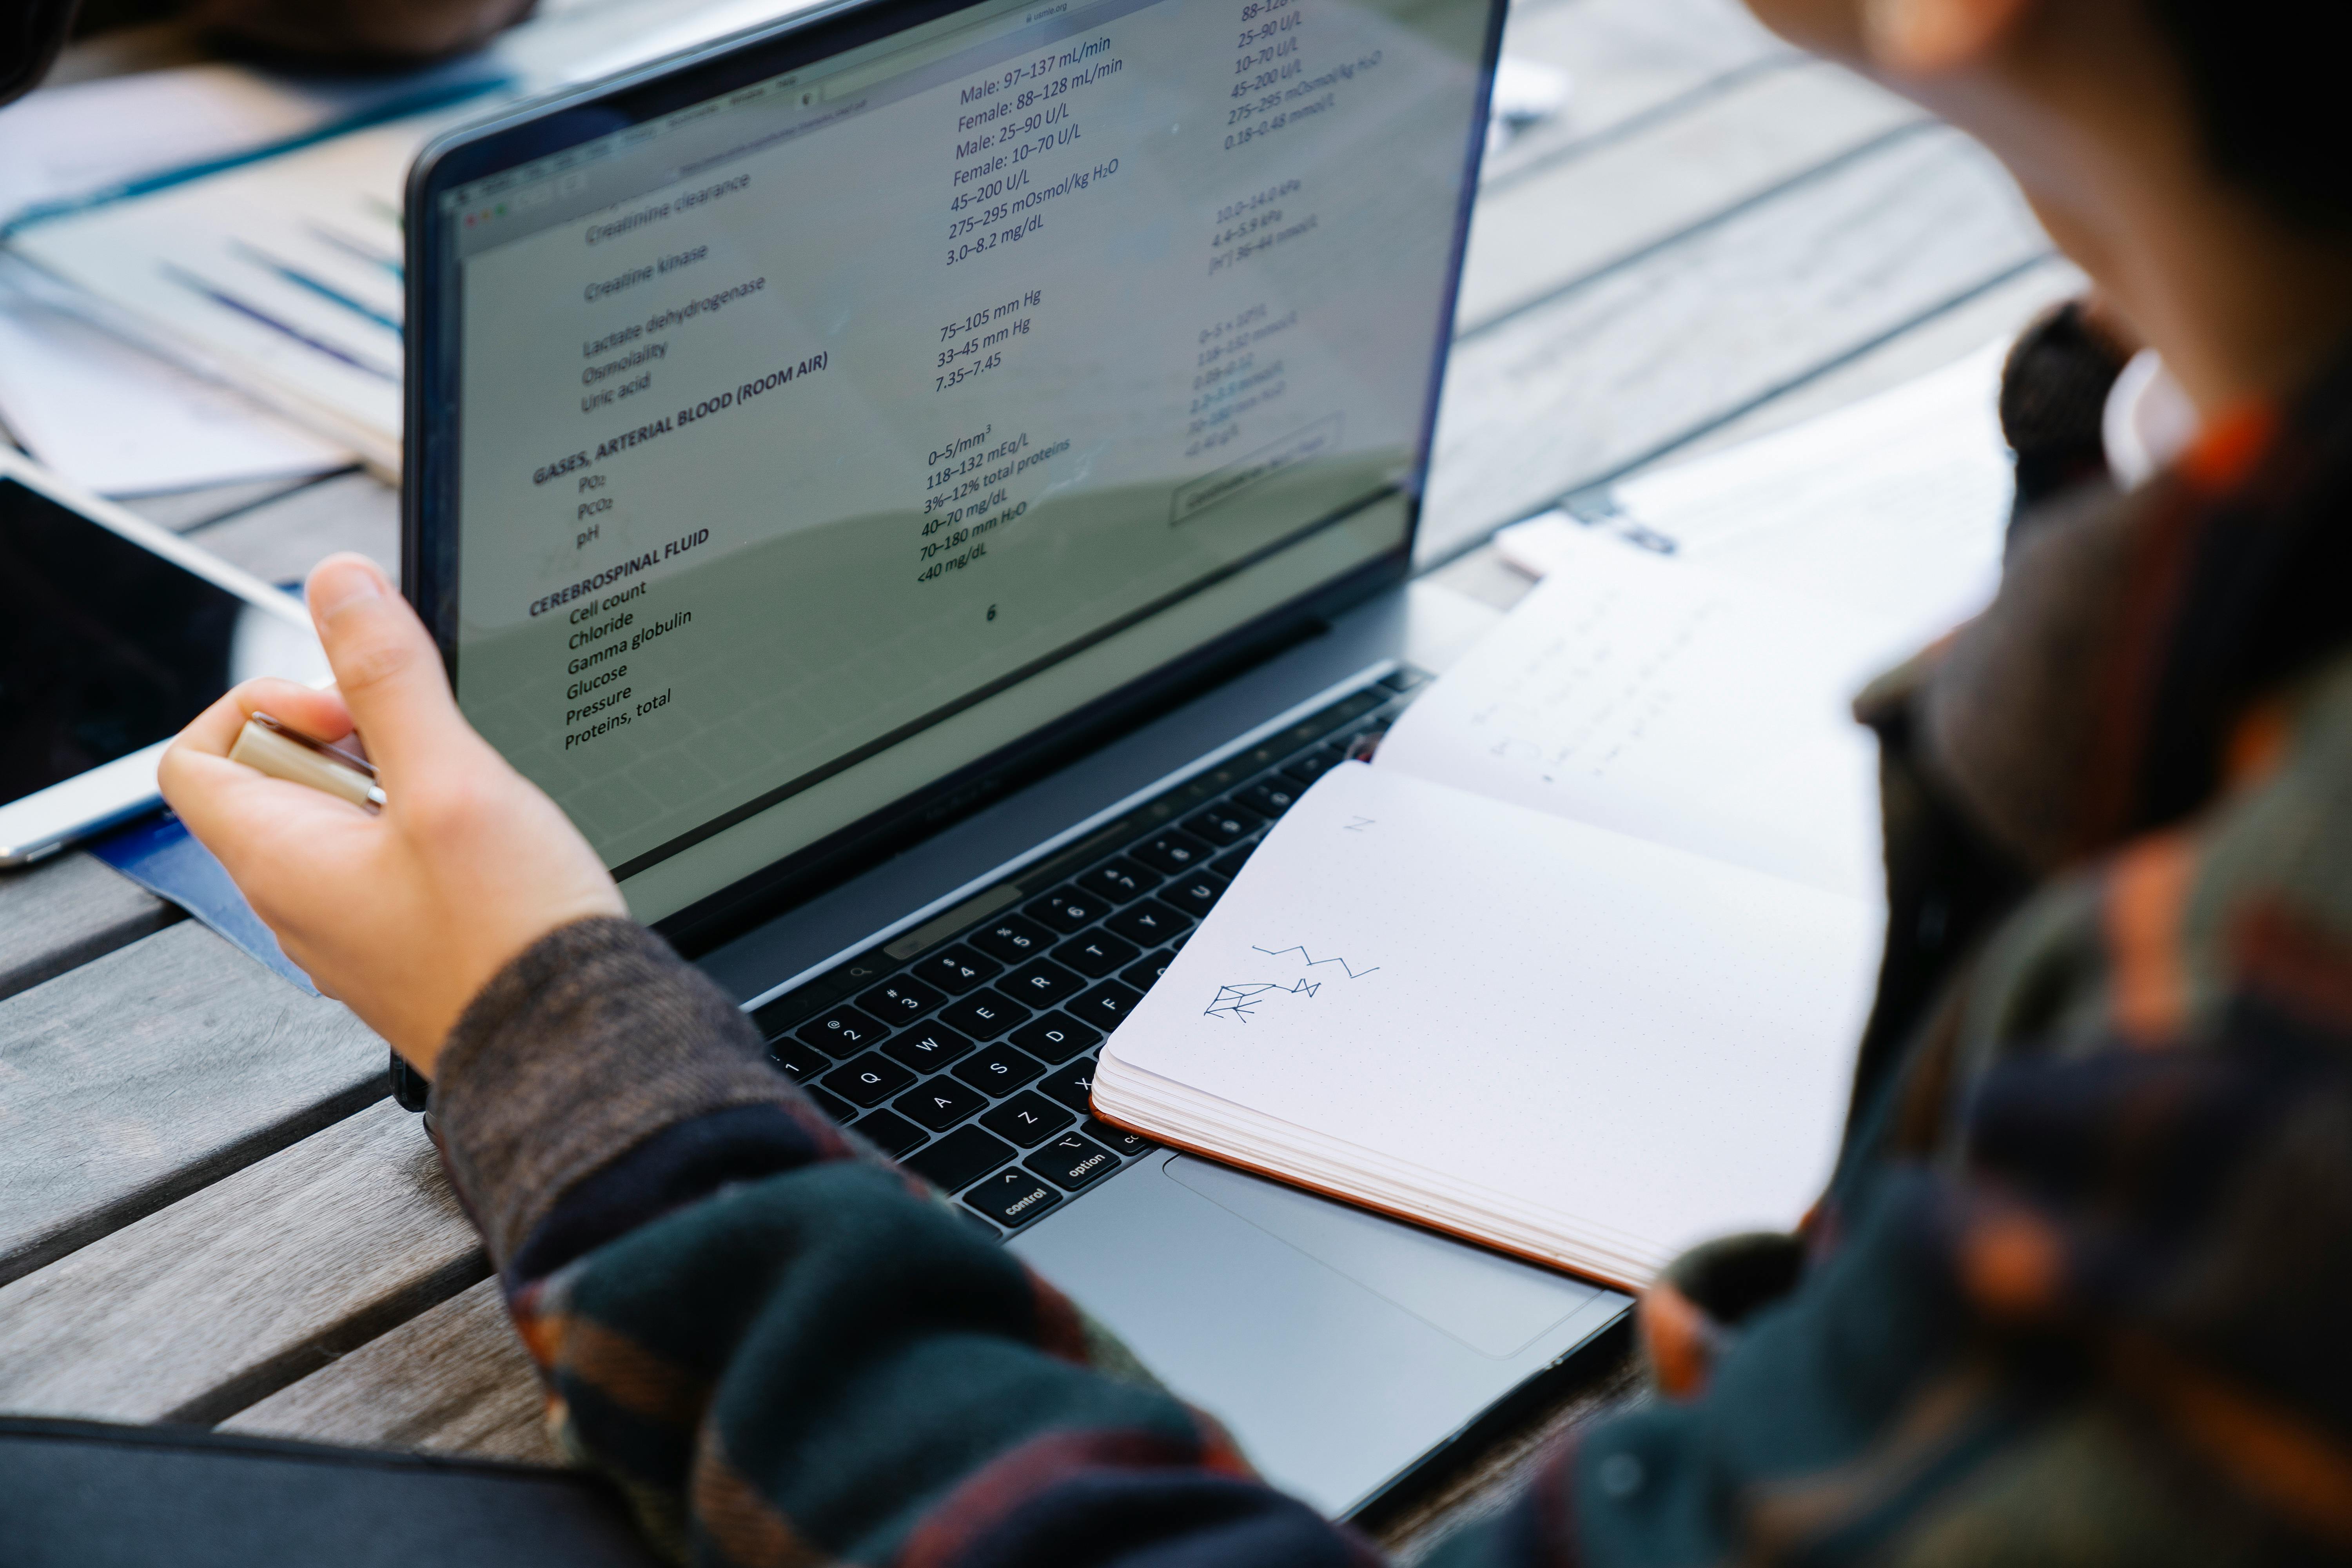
[1026,889,1108,933]
[1077,858,1161,903]
[970,912,1054,965]
[1237,780,1300,818]
[767,1038,832,1082]
[1182,802,1261,846]
[795,1005,889,1056]
[858,976,944,1023]
[1281,745,1346,788]
[1129,829,1214,876]
[911,946,1000,994]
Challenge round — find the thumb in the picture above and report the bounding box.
[305,554,469,786]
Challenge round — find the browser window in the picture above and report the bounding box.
[441,0,1491,920]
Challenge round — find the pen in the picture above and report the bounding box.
[229,711,387,811]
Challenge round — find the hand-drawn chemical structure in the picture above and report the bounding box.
[1204,944,1377,1020]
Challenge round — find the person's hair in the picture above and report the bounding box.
[2145,0,2352,231]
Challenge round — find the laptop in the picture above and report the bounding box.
[404,0,1630,1516]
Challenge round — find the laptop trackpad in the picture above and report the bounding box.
[1162,1155,1597,1359]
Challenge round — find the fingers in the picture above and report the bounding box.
[172,679,356,760]
[304,555,467,785]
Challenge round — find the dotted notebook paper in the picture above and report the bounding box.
[1098,759,1878,1283]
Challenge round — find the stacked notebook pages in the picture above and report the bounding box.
[1091,530,1904,1289]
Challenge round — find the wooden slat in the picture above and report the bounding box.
[0,851,178,1004]
[0,920,387,1286]
[223,1276,562,1466]
[1482,0,1792,191]
[1638,254,2086,468]
[1420,128,2050,563]
[1458,63,1920,332]
[0,1100,484,1425]
[180,470,401,588]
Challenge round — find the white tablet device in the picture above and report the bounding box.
[0,451,331,868]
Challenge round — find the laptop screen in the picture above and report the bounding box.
[423,0,1495,926]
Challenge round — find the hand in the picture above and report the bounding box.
[159,554,624,1073]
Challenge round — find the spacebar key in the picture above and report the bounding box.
[906,1126,1016,1191]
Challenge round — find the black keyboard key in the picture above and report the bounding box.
[1010,1012,1102,1063]
[940,987,1031,1038]
[807,1085,858,1123]
[1129,830,1213,876]
[882,1021,976,1072]
[1070,980,1145,1032]
[964,1168,1062,1227]
[852,1109,927,1158]
[1026,889,1109,933]
[953,1042,1046,1094]
[1158,871,1228,917]
[961,1210,1003,1240]
[1028,1131,1118,1191]
[1084,1116,1157,1157]
[1282,746,1346,788]
[911,945,1000,994]
[1119,951,1177,993]
[858,976,944,1024]
[795,1005,890,1056]
[970,912,1055,965]
[907,1126,1014,1190]
[980,1091,1073,1147]
[1002,958,1087,1008]
[1210,843,1258,880]
[1237,779,1301,818]
[893,1074,988,1131]
[1078,858,1161,904]
[1105,900,1190,948]
[820,1051,917,1107]
[1052,930,1140,978]
[766,1038,831,1082]
[1181,803,1261,846]
[1038,1061,1096,1114]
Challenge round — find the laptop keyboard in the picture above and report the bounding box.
[746,664,1430,1235]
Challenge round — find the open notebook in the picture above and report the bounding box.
[1091,530,1904,1289]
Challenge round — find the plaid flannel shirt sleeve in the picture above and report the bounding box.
[429,916,1387,1568]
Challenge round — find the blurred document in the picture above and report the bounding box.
[1498,344,2013,660]
[0,271,350,495]
[1381,528,1902,900]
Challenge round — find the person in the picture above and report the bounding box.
[160,0,2352,1557]
[63,0,534,68]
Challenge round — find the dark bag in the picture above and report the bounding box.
[0,1416,664,1568]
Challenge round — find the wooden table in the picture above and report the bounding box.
[0,0,2078,1552]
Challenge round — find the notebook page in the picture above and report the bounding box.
[1373,529,1901,900]
[1101,761,1876,1274]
